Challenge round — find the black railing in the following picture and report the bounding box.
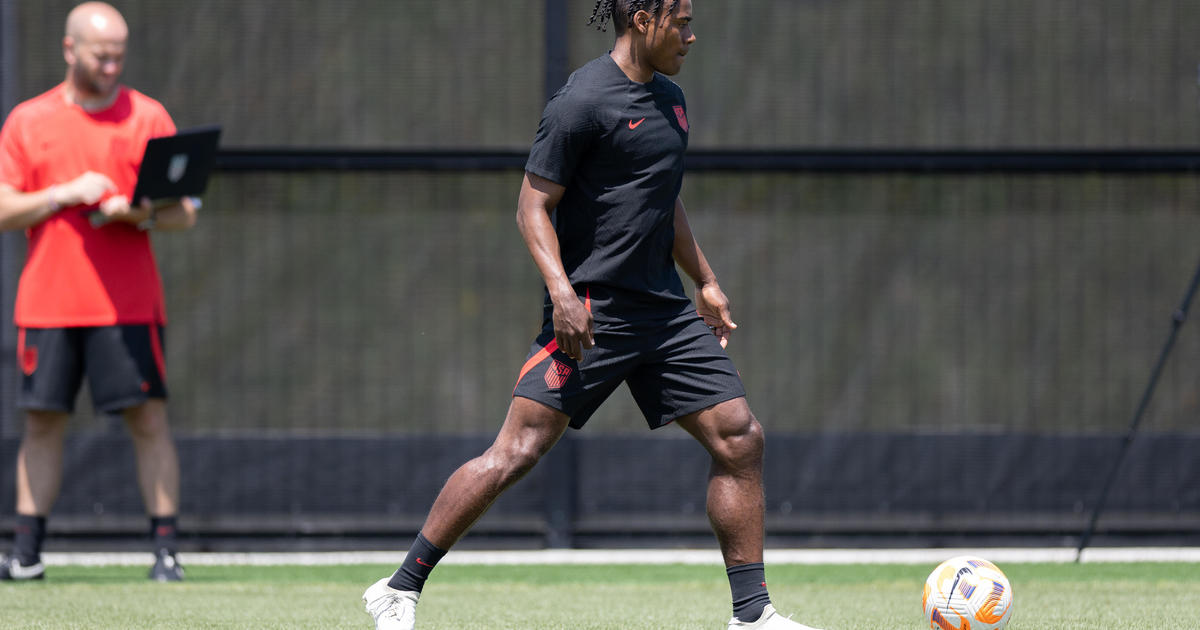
[214,148,1200,173]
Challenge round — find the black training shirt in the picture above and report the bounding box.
[525,54,693,322]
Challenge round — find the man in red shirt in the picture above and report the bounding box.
[0,2,197,582]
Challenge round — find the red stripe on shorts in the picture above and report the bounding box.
[16,328,28,375]
[148,325,167,381]
[514,339,559,393]
[511,288,591,393]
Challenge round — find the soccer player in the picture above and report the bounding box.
[363,1,823,628]
[0,2,197,582]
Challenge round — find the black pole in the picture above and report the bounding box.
[0,0,19,438]
[541,0,575,549]
[0,0,15,113]
[1075,256,1200,561]
[543,0,569,103]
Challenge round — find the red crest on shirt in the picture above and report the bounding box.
[673,105,689,132]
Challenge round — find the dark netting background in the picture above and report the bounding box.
[10,0,1200,148]
[109,173,1200,435]
[1,0,1199,544]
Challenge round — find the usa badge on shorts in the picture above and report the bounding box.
[544,359,573,390]
[22,345,37,376]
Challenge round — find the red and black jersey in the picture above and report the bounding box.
[525,54,693,323]
[0,84,176,327]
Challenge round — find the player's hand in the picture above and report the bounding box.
[61,171,117,207]
[696,283,737,349]
[552,294,594,362]
[96,195,153,225]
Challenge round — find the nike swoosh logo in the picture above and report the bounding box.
[628,118,646,129]
[415,557,434,568]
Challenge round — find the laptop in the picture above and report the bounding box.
[131,124,222,202]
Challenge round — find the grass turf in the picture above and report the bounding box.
[0,562,1196,629]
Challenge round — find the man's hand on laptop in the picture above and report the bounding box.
[92,195,153,227]
[56,171,116,209]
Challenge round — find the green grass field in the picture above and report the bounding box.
[1,562,1197,629]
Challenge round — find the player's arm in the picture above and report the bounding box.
[0,183,60,232]
[144,196,198,231]
[671,196,737,348]
[516,171,594,361]
[93,195,197,231]
[0,172,116,232]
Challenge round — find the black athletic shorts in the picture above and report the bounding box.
[16,325,168,414]
[512,308,746,430]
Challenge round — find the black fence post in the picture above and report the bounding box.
[541,0,576,549]
[544,0,569,103]
[0,0,19,438]
[0,0,14,118]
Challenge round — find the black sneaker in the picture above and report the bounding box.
[148,549,184,582]
[0,553,45,581]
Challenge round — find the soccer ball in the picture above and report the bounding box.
[922,555,1014,630]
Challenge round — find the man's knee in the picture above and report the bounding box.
[23,411,69,441]
[122,400,171,441]
[706,402,764,470]
[493,442,543,480]
[483,399,568,482]
[719,416,763,468]
[486,428,558,481]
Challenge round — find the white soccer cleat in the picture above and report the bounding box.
[727,604,824,630]
[0,553,45,581]
[362,577,419,629]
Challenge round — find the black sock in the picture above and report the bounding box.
[13,515,46,565]
[727,562,771,622]
[150,516,179,555]
[387,532,447,593]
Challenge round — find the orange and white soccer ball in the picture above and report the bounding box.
[922,555,1014,630]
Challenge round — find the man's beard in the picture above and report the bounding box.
[72,65,118,99]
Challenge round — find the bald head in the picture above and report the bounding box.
[66,2,128,43]
[63,2,128,106]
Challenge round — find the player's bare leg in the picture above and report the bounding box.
[676,397,765,567]
[2,411,68,580]
[422,396,570,548]
[15,411,69,516]
[365,396,570,629]
[123,399,183,581]
[677,398,823,630]
[123,400,179,517]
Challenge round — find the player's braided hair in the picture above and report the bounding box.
[588,0,678,34]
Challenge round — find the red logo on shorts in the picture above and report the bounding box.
[544,360,572,390]
[21,346,37,376]
[673,105,689,132]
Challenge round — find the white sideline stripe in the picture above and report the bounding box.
[41,547,1200,567]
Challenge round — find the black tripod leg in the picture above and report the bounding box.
[1075,256,1200,562]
